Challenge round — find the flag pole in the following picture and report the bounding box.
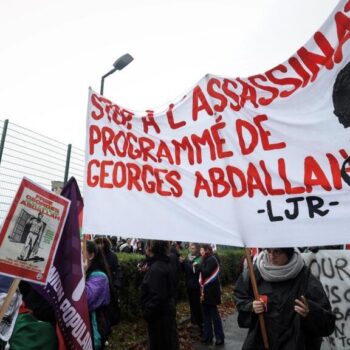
[0,278,21,323]
[244,248,269,349]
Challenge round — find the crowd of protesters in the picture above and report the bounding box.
[0,239,340,350]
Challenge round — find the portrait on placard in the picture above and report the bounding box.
[333,60,350,185]
[0,178,70,284]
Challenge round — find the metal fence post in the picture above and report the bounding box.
[0,119,9,165]
[64,144,72,185]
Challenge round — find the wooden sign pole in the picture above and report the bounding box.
[0,278,21,323]
[82,235,87,263]
[244,248,269,349]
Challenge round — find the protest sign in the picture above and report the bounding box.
[33,178,92,350]
[303,250,350,350]
[0,178,70,284]
[84,0,350,247]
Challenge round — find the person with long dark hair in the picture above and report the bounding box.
[140,240,179,350]
[85,240,112,350]
[94,236,122,326]
[169,241,182,302]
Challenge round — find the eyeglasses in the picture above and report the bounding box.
[266,249,284,256]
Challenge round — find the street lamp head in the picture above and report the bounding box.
[113,53,134,71]
[100,53,134,95]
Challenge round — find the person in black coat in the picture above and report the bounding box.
[169,241,182,301]
[234,248,335,350]
[120,238,134,253]
[94,237,122,290]
[135,240,145,255]
[180,242,203,334]
[140,240,179,350]
[94,237,122,325]
[197,244,225,346]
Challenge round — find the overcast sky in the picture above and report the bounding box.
[0,0,337,148]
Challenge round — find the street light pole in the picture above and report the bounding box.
[100,53,134,95]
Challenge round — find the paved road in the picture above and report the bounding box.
[195,312,246,350]
[195,312,332,350]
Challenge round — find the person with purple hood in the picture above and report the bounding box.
[84,240,111,350]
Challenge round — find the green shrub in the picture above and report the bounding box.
[217,248,244,285]
[117,248,244,321]
[118,253,144,320]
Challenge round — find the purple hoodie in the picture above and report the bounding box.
[85,271,110,312]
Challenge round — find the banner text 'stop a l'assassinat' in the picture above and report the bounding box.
[84,0,350,247]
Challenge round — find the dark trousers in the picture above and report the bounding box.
[202,304,225,342]
[147,303,179,350]
[188,288,203,328]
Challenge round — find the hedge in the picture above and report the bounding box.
[117,248,244,321]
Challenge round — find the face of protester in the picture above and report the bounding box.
[267,249,289,266]
[145,245,152,257]
[200,247,206,257]
[190,244,199,256]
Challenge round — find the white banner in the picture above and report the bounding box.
[84,0,350,246]
[303,250,350,350]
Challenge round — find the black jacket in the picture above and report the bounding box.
[234,266,335,350]
[105,249,122,291]
[198,254,221,305]
[169,248,181,284]
[140,254,176,322]
[169,247,181,299]
[104,249,122,325]
[182,255,201,290]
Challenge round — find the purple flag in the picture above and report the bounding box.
[33,178,92,350]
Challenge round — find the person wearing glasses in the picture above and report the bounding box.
[234,248,335,350]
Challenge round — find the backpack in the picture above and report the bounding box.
[89,271,112,349]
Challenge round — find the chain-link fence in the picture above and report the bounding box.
[0,119,84,225]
